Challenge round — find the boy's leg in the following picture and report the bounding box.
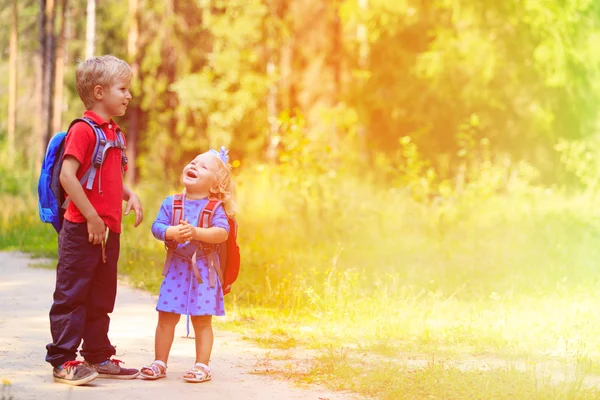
[81,231,139,379]
[80,230,119,364]
[45,221,102,368]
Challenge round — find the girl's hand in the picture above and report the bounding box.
[176,220,195,243]
[169,223,186,243]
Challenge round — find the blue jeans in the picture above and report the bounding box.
[45,220,120,367]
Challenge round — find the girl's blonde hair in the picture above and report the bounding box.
[76,55,132,109]
[208,154,238,217]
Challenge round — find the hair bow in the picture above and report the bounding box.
[208,146,229,165]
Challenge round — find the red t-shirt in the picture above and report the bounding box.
[63,111,127,233]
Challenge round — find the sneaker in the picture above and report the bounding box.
[92,358,140,379]
[53,360,99,386]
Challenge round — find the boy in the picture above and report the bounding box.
[45,55,144,386]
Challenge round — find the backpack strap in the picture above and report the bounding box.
[172,193,184,226]
[66,117,127,193]
[93,126,127,175]
[59,118,100,209]
[84,118,128,192]
[199,199,222,254]
[161,197,225,290]
[60,118,129,208]
[162,194,184,277]
[199,200,222,230]
[198,200,224,289]
[116,129,128,175]
[77,117,106,190]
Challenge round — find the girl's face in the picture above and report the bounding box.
[182,153,220,197]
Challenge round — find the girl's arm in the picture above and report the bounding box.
[193,226,228,243]
[151,196,189,243]
[151,197,172,241]
[192,205,229,243]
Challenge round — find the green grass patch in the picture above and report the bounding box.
[305,352,599,400]
[0,195,58,258]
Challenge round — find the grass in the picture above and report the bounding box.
[0,193,58,258]
[250,345,600,399]
[302,353,597,400]
[4,167,600,398]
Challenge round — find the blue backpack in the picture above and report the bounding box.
[37,117,128,233]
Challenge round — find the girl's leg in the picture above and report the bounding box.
[140,311,180,379]
[190,315,213,365]
[155,311,181,365]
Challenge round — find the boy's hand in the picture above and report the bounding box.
[124,193,144,227]
[87,215,106,245]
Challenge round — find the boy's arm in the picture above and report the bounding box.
[60,156,106,245]
[123,184,143,227]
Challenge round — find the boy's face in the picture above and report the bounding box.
[94,77,132,118]
[182,153,220,197]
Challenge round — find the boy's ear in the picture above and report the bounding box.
[93,84,104,100]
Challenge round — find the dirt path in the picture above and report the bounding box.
[0,251,358,400]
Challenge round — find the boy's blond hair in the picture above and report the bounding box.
[76,55,132,109]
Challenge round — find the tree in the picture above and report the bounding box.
[85,0,95,59]
[276,0,344,141]
[41,0,56,145]
[35,0,56,171]
[8,0,18,161]
[126,0,140,185]
[52,0,68,133]
[265,0,286,163]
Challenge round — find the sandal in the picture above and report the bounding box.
[183,362,212,383]
[139,360,167,380]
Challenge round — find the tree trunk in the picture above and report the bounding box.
[331,0,341,104]
[53,0,68,133]
[85,0,96,59]
[126,0,140,185]
[265,0,284,163]
[266,60,279,163]
[165,0,178,179]
[278,0,294,113]
[8,0,18,162]
[329,0,342,152]
[357,0,369,67]
[35,0,48,172]
[356,0,369,163]
[43,0,56,145]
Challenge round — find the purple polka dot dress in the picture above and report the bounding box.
[151,195,230,316]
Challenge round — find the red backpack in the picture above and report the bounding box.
[168,193,240,295]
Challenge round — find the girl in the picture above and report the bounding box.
[140,146,236,383]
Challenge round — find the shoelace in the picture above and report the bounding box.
[107,358,124,366]
[62,360,83,369]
